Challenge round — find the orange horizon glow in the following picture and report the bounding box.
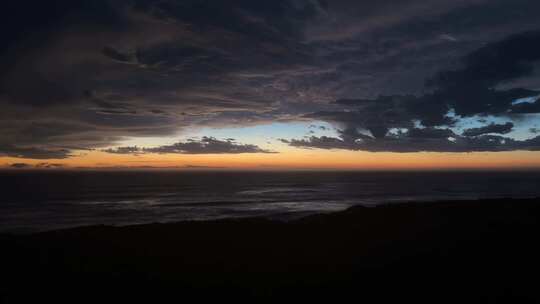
[2,148,540,171]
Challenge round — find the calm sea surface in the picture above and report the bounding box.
[1,170,539,232]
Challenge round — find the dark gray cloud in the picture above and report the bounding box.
[0,0,328,159]
[462,123,514,137]
[426,31,540,117]
[2,1,540,158]
[102,146,141,155]
[0,144,72,159]
[282,30,540,152]
[328,30,540,121]
[104,137,274,155]
[511,99,540,114]
[281,133,540,153]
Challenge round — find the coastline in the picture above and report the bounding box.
[2,197,540,302]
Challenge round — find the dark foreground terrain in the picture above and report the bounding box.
[2,198,540,303]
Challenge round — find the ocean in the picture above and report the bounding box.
[1,170,539,233]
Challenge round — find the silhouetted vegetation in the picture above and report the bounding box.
[2,198,540,303]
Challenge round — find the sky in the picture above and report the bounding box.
[2,0,540,170]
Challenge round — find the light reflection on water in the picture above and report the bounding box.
[1,171,540,232]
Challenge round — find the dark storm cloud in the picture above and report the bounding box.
[511,99,540,114]
[283,29,540,152]
[462,123,514,137]
[426,31,540,117]
[407,128,455,139]
[0,145,72,159]
[281,133,540,153]
[102,47,137,64]
[103,137,274,155]
[102,146,141,155]
[429,31,540,88]
[144,136,275,154]
[335,30,540,118]
[0,0,331,159]
[308,94,454,139]
[2,0,540,158]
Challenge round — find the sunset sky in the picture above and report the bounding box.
[2,0,540,170]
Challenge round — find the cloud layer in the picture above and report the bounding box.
[103,137,273,155]
[281,30,540,152]
[1,0,540,157]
